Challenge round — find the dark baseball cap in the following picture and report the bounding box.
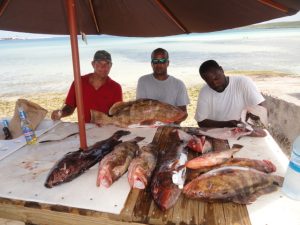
[93,50,112,62]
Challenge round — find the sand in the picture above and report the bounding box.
[1,73,300,155]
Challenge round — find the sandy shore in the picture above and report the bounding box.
[1,72,300,155]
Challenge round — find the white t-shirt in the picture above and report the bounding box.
[194,76,265,122]
[136,74,190,106]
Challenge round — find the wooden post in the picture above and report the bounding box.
[65,0,87,150]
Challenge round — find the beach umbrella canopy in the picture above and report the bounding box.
[0,0,299,149]
[0,0,299,36]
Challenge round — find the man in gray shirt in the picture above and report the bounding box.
[136,48,190,115]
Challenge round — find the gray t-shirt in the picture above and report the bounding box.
[136,74,190,107]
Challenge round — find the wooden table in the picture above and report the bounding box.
[0,126,298,225]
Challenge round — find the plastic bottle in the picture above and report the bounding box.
[18,107,37,144]
[2,119,13,140]
[282,136,300,200]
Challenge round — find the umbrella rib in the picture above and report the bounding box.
[88,0,100,33]
[154,0,189,34]
[0,0,10,16]
[258,0,289,13]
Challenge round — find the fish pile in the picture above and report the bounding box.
[90,99,187,127]
[96,136,145,188]
[149,128,282,210]
[44,130,130,188]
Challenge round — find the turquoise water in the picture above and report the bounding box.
[1,28,300,97]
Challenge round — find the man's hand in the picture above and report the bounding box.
[51,110,62,120]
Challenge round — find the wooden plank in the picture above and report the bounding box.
[0,198,144,225]
[222,202,251,225]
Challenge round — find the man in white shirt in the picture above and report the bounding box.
[136,48,190,115]
[195,60,266,128]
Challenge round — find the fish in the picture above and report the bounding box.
[151,136,188,211]
[182,126,266,140]
[90,99,187,127]
[176,129,212,154]
[127,143,158,189]
[185,144,243,169]
[96,136,145,188]
[44,130,130,188]
[183,166,283,204]
[186,158,276,182]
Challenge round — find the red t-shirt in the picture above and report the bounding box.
[65,73,122,122]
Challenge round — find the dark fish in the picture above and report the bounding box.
[151,139,188,211]
[183,166,283,204]
[44,130,130,188]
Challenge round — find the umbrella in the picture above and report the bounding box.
[0,0,299,149]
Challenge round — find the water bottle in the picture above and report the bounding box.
[282,136,300,200]
[2,119,13,140]
[18,107,37,144]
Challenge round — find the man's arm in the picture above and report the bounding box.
[51,104,75,120]
[197,119,240,128]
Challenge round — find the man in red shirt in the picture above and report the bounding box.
[51,50,122,123]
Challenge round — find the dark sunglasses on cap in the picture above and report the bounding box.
[151,58,168,64]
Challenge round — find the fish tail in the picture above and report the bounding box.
[262,160,277,173]
[272,175,284,187]
[132,136,145,143]
[112,130,131,140]
[90,110,113,125]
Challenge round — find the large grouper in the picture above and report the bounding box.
[44,130,130,188]
[183,166,283,204]
[90,99,187,127]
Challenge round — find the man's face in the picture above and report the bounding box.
[151,52,169,76]
[202,67,227,92]
[92,60,112,78]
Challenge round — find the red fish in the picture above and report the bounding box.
[96,136,144,188]
[185,144,243,169]
[176,129,212,154]
[186,158,276,182]
[151,140,188,211]
[127,143,158,189]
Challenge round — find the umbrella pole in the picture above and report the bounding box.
[66,0,87,150]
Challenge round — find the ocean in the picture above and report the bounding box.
[1,28,300,97]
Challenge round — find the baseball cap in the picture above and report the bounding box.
[93,50,112,62]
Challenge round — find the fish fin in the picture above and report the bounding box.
[109,101,127,115]
[231,144,244,149]
[112,130,131,139]
[140,120,155,125]
[262,160,277,173]
[128,136,145,143]
[232,185,278,205]
[272,175,284,187]
[90,110,113,125]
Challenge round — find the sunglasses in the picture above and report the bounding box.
[151,58,168,64]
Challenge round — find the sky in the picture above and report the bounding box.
[0,11,299,39]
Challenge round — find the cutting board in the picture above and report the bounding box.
[0,124,157,215]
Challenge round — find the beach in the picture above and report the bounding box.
[1,27,300,156]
